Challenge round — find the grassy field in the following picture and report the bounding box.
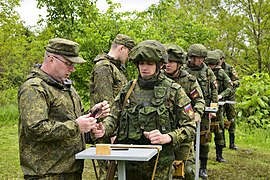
[0,104,270,179]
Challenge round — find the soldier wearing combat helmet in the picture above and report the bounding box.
[185,44,218,179]
[92,40,196,180]
[205,50,233,162]
[214,49,240,150]
[18,38,110,179]
[164,44,205,179]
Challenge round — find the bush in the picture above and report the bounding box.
[236,73,270,128]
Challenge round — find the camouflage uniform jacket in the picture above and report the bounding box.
[102,73,196,166]
[186,62,218,106]
[221,62,240,100]
[89,53,128,108]
[18,67,84,176]
[167,69,205,117]
[212,66,233,99]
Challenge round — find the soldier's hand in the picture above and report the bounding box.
[209,113,216,119]
[75,115,97,133]
[144,130,172,144]
[194,112,201,122]
[92,122,105,138]
[90,100,110,118]
[218,95,223,100]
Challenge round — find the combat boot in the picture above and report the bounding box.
[199,158,208,179]
[216,145,226,163]
[229,133,238,150]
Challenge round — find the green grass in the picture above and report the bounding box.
[1,104,269,179]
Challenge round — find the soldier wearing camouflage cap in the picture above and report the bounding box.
[89,34,135,179]
[214,49,240,150]
[184,44,218,179]
[206,50,233,163]
[92,40,196,180]
[163,44,205,180]
[18,38,110,179]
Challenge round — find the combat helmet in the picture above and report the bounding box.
[129,40,168,63]
[205,51,220,65]
[164,44,186,64]
[214,49,225,59]
[187,44,208,57]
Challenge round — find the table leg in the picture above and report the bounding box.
[117,160,126,180]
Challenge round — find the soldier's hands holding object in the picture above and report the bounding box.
[144,130,172,144]
[91,122,105,138]
[75,114,97,133]
[90,100,110,118]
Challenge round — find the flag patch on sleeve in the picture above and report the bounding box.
[184,104,195,118]
[190,88,199,99]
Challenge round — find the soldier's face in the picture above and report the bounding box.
[192,56,204,66]
[138,61,157,78]
[165,60,179,75]
[49,55,75,82]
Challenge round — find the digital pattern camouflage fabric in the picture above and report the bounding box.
[222,62,239,132]
[90,53,128,108]
[164,69,205,180]
[102,73,196,179]
[186,62,218,159]
[89,53,128,179]
[45,38,86,63]
[211,66,233,146]
[18,67,84,178]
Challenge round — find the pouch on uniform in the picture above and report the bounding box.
[173,160,185,178]
[200,130,212,144]
[224,120,231,129]
[210,121,220,133]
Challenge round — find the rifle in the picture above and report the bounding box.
[106,79,137,180]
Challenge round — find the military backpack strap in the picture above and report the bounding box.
[122,79,137,111]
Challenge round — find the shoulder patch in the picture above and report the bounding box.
[171,82,181,89]
[95,59,111,66]
[30,77,43,86]
[188,74,197,82]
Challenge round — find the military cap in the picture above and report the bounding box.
[113,34,136,50]
[45,38,86,63]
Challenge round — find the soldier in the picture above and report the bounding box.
[89,34,135,179]
[205,51,233,163]
[185,44,218,179]
[92,40,196,180]
[18,38,110,180]
[214,49,240,150]
[163,44,205,180]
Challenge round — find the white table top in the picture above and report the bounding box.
[75,144,162,161]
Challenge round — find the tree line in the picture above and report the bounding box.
[1,0,270,104]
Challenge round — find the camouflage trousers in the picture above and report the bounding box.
[174,143,195,180]
[24,172,82,180]
[224,103,236,133]
[213,108,225,147]
[199,115,210,159]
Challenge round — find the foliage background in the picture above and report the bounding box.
[1,0,270,179]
